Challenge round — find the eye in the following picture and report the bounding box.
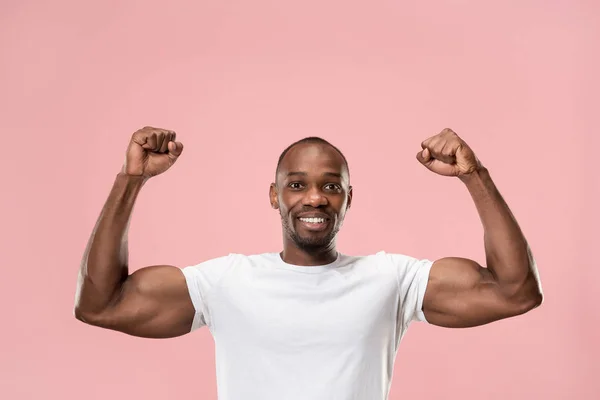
[288,182,304,190]
[324,183,342,192]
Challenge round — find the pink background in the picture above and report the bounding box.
[1,1,598,399]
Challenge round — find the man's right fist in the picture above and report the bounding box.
[122,126,184,178]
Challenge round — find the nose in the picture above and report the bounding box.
[302,186,328,208]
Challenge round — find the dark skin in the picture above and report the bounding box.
[74,127,193,338]
[74,126,542,339]
[269,142,353,266]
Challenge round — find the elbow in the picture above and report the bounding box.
[73,305,106,327]
[73,278,117,327]
[511,275,544,315]
[523,256,544,310]
[526,269,544,309]
[531,285,544,308]
[521,290,543,313]
[73,305,94,324]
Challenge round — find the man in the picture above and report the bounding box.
[74,126,543,400]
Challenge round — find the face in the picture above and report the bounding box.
[269,142,353,251]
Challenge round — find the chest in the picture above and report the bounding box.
[207,268,400,351]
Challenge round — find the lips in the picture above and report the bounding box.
[296,212,331,220]
[295,213,331,232]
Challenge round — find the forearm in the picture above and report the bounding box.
[75,173,148,317]
[460,167,542,299]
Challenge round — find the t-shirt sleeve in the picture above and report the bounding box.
[383,252,434,329]
[180,254,234,332]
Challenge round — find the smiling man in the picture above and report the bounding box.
[271,137,352,266]
[74,126,543,400]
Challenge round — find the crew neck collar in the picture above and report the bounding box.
[274,252,341,273]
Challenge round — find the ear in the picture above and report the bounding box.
[269,183,279,209]
[346,186,353,210]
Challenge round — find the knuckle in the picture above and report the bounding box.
[135,127,153,136]
[132,131,145,140]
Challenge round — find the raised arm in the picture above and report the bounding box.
[74,127,193,338]
[416,129,543,328]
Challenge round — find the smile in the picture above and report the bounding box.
[299,217,326,224]
[296,216,330,232]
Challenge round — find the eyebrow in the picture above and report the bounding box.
[286,171,343,178]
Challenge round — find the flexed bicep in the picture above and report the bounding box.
[422,257,539,328]
[80,265,196,338]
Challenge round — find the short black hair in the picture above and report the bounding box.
[275,136,350,180]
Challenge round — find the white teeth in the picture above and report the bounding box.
[300,217,325,223]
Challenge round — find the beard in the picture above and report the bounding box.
[281,213,341,251]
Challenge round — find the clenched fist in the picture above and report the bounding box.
[416,128,481,177]
[122,126,184,178]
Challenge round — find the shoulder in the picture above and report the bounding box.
[341,251,428,269]
[375,251,432,269]
[355,251,434,283]
[181,252,279,274]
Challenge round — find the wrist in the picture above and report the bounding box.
[116,172,150,186]
[458,166,489,186]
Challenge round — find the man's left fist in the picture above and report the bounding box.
[416,128,482,177]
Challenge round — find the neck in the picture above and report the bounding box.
[281,240,338,266]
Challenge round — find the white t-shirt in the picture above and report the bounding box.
[181,251,433,400]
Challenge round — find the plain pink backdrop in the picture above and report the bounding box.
[1,1,598,399]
